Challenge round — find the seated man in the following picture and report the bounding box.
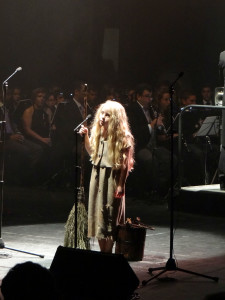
[179,91,219,186]
[126,83,171,197]
[47,81,91,189]
[200,85,214,105]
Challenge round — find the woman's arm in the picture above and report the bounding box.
[79,125,92,155]
[115,147,130,198]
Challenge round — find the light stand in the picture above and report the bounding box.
[142,73,219,285]
[0,68,44,258]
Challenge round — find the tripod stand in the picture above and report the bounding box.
[142,73,219,285]
[0,68,44,258]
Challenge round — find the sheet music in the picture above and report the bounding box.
[195,116,220,137]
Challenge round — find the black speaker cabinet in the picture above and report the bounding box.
[50,246,139,300]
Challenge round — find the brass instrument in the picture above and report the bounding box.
[149,104,168,136]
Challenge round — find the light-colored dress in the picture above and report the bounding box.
[88,138,125,241]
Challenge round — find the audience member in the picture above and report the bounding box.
[22,88,51,147]
[121,86,136,106]
[5,87,21,111]
[0,96,44,185]
[126,83,171,197]
[87,84,99,112]
[47,80,91,188]
[127,87,135,103]
[53,80,87,154]
[44,92,57,124]
[179,91,208,185]
[153,88,174,147]
[0,262,58,300]
[22,88,51,183]
[55,91,65,105]
[151,88,178,194]
[0,80,220,192]
[200,85,214,105]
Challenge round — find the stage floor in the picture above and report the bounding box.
[0,215,225,300]
[0,184,225,299]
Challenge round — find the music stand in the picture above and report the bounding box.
[195,116,220,137]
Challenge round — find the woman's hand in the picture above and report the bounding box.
[114,185,125,199]
[78,125,88,136]
[9,133,24,143]
[42,137,52,146]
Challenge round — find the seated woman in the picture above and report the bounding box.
[22,88,51,183]
[22,88,51,148]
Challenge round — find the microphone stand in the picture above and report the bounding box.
[73,114,91,248]
[0,69,44,258]
[142,73,218,285]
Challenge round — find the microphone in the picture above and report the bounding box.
[73,114,92,132]
[3,66,23,84]
[16,67,22,72]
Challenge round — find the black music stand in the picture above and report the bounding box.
[142,75,219,286]
[195,116,220,137]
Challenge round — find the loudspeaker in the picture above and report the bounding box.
[50,246,139,300]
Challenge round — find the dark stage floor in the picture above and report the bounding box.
[0,184,225,300]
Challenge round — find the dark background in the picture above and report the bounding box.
[0,0,225,95]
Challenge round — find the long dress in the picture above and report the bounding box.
[88,139,125,241]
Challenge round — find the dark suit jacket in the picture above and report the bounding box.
[52,100,84,149]
[126,101,151,153]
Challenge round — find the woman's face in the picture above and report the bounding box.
[99,108,110,130]
[46,95,56,108]
[34,92,45,108]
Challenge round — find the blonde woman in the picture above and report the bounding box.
[79,100,134,253]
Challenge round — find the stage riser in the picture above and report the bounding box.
[175,189,225,217]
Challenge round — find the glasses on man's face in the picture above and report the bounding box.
[142,94,151,98]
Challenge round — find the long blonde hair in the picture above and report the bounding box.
[90,100,134,171]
